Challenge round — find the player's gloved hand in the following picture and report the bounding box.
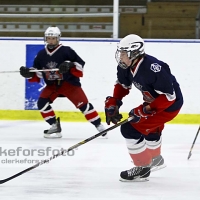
[129,104,156,123]
[58,61,74,74]
[20,66,34,78]
[105,96,123,125]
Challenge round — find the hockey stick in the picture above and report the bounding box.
[0,116,134,184]
[0,69,59,73]
[187,125,200,160]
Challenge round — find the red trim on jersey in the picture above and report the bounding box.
[113,83,130,100]
[46,44,62,53]
[70,67,83,77]
[149,94,175,113]
[130,57,143,74]
[28,73,40,83]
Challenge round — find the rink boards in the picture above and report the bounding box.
[0,38,200,124]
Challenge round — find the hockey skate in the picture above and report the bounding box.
[96,123,108,139]
[150,155,166,172]
[120,166,151,182]
[44,117,62,139]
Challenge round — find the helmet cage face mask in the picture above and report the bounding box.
[115,50,130,69]
[115,37,145,69]
[44,27,61,49]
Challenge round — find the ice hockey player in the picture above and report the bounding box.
[104,34,183,181]
[19,26,107,139]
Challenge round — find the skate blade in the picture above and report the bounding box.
[44,132,62,139]
[119,177,149,182]
[151,164,166,172]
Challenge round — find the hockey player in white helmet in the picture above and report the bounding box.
[19,26,107,139]
[115,34,145,69]
[105,34,183,181]
[44,26,61,49]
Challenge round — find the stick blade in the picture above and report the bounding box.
[187,152,192,160]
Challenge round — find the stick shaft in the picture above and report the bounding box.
[187,126,200,160]
[0,69,58,73]
[0,117,133,184]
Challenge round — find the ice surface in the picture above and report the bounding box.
[0,121,199,200]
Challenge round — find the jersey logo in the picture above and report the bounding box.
[46,61,57,69]
[150,63,161,73]
[45,61,63,80]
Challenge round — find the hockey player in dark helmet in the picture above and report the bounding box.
[105,34,183,181]
[19,26,107,139]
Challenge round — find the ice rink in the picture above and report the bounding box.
[0,120,200,200]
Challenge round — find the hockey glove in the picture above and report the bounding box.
[129,104,156,123]
[20,66,34,78]
[105,96,123,125]
[58,61,74,74]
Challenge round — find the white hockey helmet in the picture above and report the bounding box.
[115,34,145,69]
[44,26,61,49]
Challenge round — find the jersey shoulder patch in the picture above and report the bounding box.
[150,63,161,73]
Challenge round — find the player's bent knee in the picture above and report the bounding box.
[79,102,93,113]
[121,122,142,139]
[145,132,161,141]
[37,98,50,111]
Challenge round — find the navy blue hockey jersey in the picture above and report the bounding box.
[33,44,85,86]
[116,54,183,112]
